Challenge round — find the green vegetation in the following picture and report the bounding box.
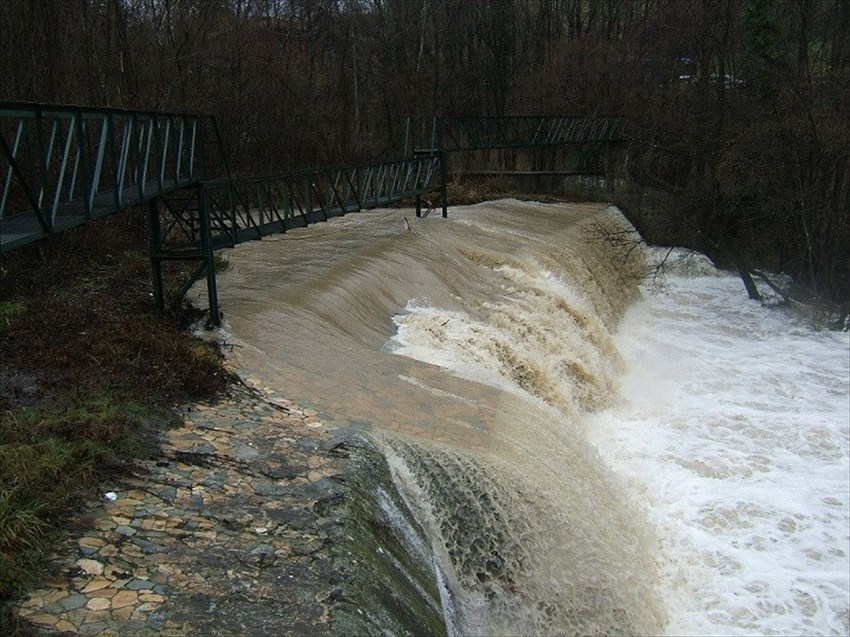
[0,214,231,628]
[0,394,153,596]
[0,303,26,334]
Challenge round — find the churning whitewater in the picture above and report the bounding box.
[199,199,849,635]
[588,249,850,636]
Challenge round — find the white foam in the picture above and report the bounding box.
[588,267,850,635]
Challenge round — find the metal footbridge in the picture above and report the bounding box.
[1,103,624,325]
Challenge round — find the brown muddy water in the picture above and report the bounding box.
[194,200,665,635]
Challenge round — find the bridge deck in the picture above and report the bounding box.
[0,178,190,252]
[1,103,218,254]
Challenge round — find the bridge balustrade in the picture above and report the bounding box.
[0,103,221,253]
[206,155,441,246]
[410,116,625,154]
[2,104,624,327]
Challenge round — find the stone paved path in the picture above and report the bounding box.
[14,375,349,635]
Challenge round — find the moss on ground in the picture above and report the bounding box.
[0,212,232,629]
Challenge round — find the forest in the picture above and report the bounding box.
[1,0,848,319]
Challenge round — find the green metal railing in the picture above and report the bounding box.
[408,116,625,154]
[0,102,224,253]
[2,104,624,327]
[205,154,443,247]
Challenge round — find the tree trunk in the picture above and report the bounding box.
[729,243,762,301]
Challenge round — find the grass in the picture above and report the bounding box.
[0,394,152,591]
[0,302,27,334]
[0,212,232,629]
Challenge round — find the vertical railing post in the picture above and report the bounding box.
[430,115,438,152]
[33,108,50,230]
[305,173,313,223]
[135,113,146,203]
[147,197,165,311]
[437,118,448,218]
[158,117,169,194]
[51,115,74,219]
[284,181,293,220]
[604,141,614,193]
[197,182,220,327]
[107,112,122,216]
[175,117,186,182]
[256,183,265,226]
[354,165,363,210]
[187,116,197,180]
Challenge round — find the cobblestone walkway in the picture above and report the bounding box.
[15,376,349,635]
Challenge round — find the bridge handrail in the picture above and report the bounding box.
[439,116,626,152]
[0,102,222,253]
[213,154,435,187]
[406,115,626,154]
[0,101,208,119]
[205,154,441,246]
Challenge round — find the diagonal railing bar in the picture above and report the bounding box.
[0,121,25,217]
[205,154,442,248]
[0,126,46,232]
[418,116,625,154]
[1,102,223,254]
[159,192,206,246]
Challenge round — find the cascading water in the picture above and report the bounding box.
[202,200,667,634]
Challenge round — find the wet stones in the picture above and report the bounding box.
[15,378,348,635]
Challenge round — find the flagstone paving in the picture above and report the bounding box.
[14,375,351,635]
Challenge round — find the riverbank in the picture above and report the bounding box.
[12,371,347,635]
[3,263,450,637]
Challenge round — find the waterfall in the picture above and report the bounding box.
[205,200,666,634]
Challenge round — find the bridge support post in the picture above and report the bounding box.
[439,150,448,218]
[437,118,448,218]
[147,198,165,311]
[197,182,221,328]
[604,143,614,193]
